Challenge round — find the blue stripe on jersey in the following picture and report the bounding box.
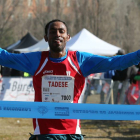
[49,51,68,62]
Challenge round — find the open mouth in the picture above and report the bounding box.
[53,37,63,44]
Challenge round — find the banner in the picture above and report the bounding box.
[0,77,34,101]
[1,101,140,120]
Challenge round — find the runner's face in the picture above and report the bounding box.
[46,22,69,52]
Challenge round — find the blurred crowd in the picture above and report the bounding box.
[87,49,140,105]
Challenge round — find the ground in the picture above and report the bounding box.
[81,120,140,140]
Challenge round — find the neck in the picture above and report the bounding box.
[50,48,66,58]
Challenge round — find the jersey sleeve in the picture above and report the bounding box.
[76,50,140,77]
[0,48,41,75]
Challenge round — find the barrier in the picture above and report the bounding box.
[0,101,140,120]
[0,77,138,105]
[0,77,139,121]
[0,77,34,101]
[0,77,137,105]
[84,77,131,105]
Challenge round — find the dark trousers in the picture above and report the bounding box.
[29,133,84,140]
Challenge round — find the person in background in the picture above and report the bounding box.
[10,68,24,77]
[112,49,138,104]
[104,69,115,79]
[125,63,140,104]
[24,72,31,77]
[1,66,11,77]
[0,19,140,140]
[129,63,140,84]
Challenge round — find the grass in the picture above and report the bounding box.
[0,118,140,140]
[81,120,140,140]
[0,118,33,140]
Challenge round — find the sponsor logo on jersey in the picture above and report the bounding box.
[43,70,53,75]
[66,71,71,76]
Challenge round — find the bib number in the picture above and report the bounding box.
[42,75,74,103]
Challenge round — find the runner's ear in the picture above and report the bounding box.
[44,35,48,42]
[66,34,71,42]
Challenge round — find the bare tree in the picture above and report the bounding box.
[1,0,140,53]
[0,0,20,48]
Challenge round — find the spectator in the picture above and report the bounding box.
[112,50,138,104]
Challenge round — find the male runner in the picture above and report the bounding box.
[0,19,140,140]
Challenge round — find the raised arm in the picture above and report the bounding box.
[77,50,140,77]
[0,48,41,75]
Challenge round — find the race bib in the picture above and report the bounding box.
[42,75,74,103]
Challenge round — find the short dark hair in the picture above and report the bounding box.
[45,19,69,35]
[116,49,125,55]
